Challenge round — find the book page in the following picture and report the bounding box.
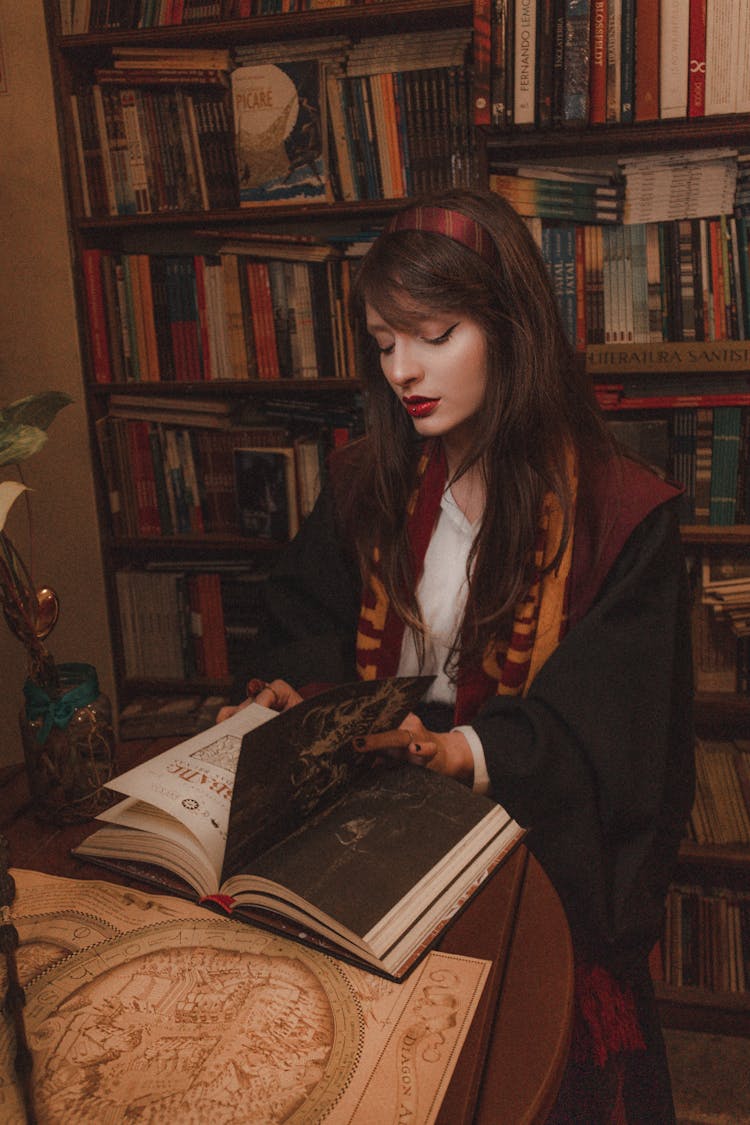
[0,870,489,1125]
[102,703,276,882]
[223,676,433,879]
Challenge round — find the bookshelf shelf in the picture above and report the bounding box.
[56,0,473,50]
[694,692,750,733]
[109,534,285,553]
[484,115,750,160]
[77,199,409,233]
[655,984,750,1037]
[680,527,750,547]
[679,841,750,870]
[88,379,361,397]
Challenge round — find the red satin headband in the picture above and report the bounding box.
[385,205,497,266]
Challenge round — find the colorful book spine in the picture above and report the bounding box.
[619,0,635,122]
[563,0,591,124]
[82,249,113,384]
[687,0,707,117]
[588,0,608,124]
[634,0,660,121]
[472,0,493,124]
[513,0,537,125]
[660,0,690,118]
[491,0,512,126]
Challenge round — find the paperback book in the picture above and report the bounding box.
[232,60,330,206]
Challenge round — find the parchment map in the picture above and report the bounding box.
[0,871,490,1125]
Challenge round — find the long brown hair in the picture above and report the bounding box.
[343,189,614,675]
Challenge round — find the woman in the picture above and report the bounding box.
[222,189,694,1121]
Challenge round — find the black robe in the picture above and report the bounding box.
[240,452,695,1122]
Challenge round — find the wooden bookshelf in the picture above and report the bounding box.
[44,0,750,1035]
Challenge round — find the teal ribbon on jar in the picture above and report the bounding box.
[22,662,100,744]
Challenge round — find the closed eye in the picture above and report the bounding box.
[424,323,459,345]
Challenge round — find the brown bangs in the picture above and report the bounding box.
[351,231,491,329]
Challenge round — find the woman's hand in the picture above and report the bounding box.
[216,678,303,723]
[354,713,474,785]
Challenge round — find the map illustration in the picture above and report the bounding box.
[0,871,489,1124]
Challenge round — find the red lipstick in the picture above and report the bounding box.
[403,396,439,418]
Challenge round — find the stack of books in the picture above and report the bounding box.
[489,163,623,223]
[620,149,739,225]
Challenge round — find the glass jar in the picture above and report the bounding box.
[19,662,118,824]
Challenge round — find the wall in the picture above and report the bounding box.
[0,1,115,768]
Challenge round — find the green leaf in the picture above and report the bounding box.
[0,392,73,433]
[0,424,48,467]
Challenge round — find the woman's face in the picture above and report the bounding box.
[365,302,488,458]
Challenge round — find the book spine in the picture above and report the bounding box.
[124,252,148,380]
[193,254,214,380]
[491,0,511,126]
[605,0,621,123]
[690,218,706,342]
[551,0,566,124]
[630,224,649,343]
[358,76,383,199]
[619,0,635,123]
[660,0,690,118]
[473,0,493,124]
[147,423,174,535]
[677,219,696,342]
[326,69,357,202]
[535,0,556,127]
[128,419,161,535]
[70,93,93,217]
[588,0,608,124]
[341,76,368,199]
[575,224,587,350]
[82,249,113,383]
[136,253,161,381]
[513,0,537,125]
[634,0,660,121]
[704,0,740,116]
[687,0,707,118]
[99,252,127,383]
[91,85,120,215]
[120,88,152,213]
[563,0,591,125]
[365,74,391,198]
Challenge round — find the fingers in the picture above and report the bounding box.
[355,730,413,752]
[410,741,437,764]
[245,678,302,713]
[353,729,436,767]
[216,697,254,723]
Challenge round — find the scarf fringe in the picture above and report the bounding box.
[572,962,646,1069]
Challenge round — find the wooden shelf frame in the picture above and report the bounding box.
[484,115,750,160]
[657,984,750,1036]
[54,0,473,50]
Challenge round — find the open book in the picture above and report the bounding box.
[74,677,524,979]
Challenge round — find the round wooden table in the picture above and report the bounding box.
[0,744,573,1124]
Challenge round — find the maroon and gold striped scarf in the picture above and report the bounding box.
[355,441,576,724]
